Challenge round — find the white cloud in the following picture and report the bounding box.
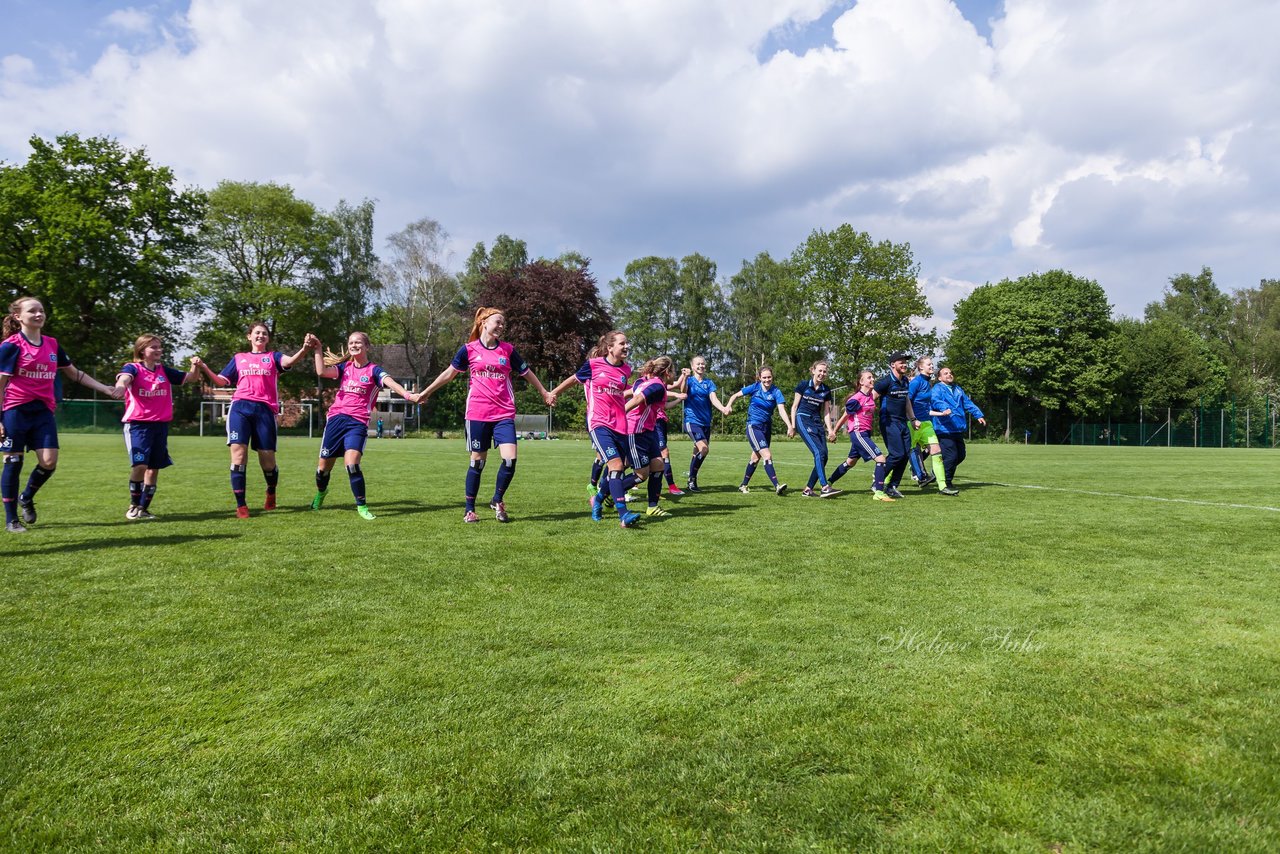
[0,0,1277,321]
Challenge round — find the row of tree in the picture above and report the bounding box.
[2,133,1278,437]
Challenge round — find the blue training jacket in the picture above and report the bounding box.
[930,382,985,434]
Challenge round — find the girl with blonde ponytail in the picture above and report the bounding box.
[415,307,556,524]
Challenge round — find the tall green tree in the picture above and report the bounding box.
[377,217,465,381]
[945,270,1117,437]
[724,252,804,384]
[1228,278,1280,396]
[193,181,328,363]
[788,225,935,384]
[0,133,205,371]
[1145,267,1231,361]
[675,253,729,366]
[1112,317,1229,410]
[309,198,380,342]
[609,257,681,359]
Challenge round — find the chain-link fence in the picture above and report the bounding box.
[967,396,1280,448]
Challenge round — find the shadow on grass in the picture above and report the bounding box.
[7,532,241,557]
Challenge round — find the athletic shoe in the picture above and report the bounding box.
[919,474,937,488]
[885,486,906,499]
[872,490,896,502]
[619,510,642,528]
[135,509,157,521]
[686,480,701,493]
[667,484,685,496]
[819,485,842,498]
[940,486,960,496]
[490,501,510,523]
[738,484,750,494]
[6,520,28,533]
[801,488,814,497]
[357,504,377,520]
[586,484,599,502]
[235,506,251,519]
[645,505,671,517]
[17,496,36,525]
[590,494,603,522]
[310,490,327,510]
[775,483,788,495]
[463,510,479,523]
[910,474,920,484]
[625,489,640,503]
[264,492,276,511]
[126,505,141,520]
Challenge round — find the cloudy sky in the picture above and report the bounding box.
[3,0,1278,328]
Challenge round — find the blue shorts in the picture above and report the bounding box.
[684,422,710,445]
[626,429,659,469]
[226,400,277,451]
[320,414,368,459]
[746,422,772,451]
[588,425,627,464]
[124,422,172,469]
[654,419,669,451]
[845,430,883,462]
[465,418,516,453]
[1,402,59,454]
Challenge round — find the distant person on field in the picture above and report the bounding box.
[789,359,841,498]
[376,417,384,439]
[827,370,895,501]
[679,355,731,492]
[417,307,555,524]
[114,334,201,521]
[724,366,792,495]
[874,352,915,500]
[310,332,417,520]
[908,356,950,491]
[930,366,986,495]
[194,321,316,519]
[0,297,123,534]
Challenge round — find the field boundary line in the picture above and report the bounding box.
[988,481,1280,513]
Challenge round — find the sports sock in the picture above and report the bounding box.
[873,461,887,491]
[930,453,947,486]
[741,462,757,485]
[909,448,925,480]
[230,464,247,507]
[21,465,53,500]
[647,473,661,506]
[590,458,603,488]
[830,462,850,483]
[263,467,279,494]
[621,472,640,492]
[689,452,705,480]
[606,469,629,515]
[2,456,22,523]
[316,468,331,493]
[493,457,516,502]
[465,458,485,512]
[129,479,144,507]
[663,457,674,486]
[141,485,156,510]
[764,461,779,487]
[347,463,366,505]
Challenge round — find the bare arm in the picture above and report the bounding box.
[709,390,731,415]
[521,369,557,407]
[777,402,794,433]
[280,334,317,371]
[549,375,582,398]
[416,365,461,403]
[380,375,418,402]
[62,364,122,399]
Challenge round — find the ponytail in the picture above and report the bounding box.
[4,297,40,338]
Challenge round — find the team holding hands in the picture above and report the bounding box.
[1,296,986,533]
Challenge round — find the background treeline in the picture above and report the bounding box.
[3,134,1278,438]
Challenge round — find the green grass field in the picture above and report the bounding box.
[2,435,1278,851]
